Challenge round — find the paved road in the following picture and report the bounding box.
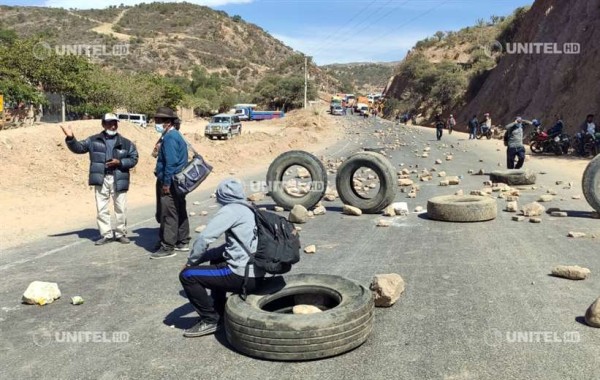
[2,115,600,380]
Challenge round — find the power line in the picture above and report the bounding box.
[306,0,379,53]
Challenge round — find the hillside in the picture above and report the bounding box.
[0,2,322,92]
[383,9,528,121]
[322,62,398,95]
[457,0,600,133]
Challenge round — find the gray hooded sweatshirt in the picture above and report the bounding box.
[187,179,264,277]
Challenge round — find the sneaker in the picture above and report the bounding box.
[95,237,113,246]
[115,236,130,244]
[183,320,220,338]
[149,248,176,259]
[175,243,190,251]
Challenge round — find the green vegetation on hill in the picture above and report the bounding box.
[0,2,328,121]
[385,6,529,118]
[322,62,396,94]
[0,32,184,117]
[0,2,305,89]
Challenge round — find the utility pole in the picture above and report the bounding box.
[304,56,308,109]
[61,94,66,123]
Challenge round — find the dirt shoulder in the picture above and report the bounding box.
[0,106,343,250]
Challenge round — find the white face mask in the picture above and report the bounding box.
[105,129,117,136]
[155,124,164,134]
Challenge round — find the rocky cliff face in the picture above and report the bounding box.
[458,0,600,131]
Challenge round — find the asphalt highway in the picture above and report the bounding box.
[2,114,599,380]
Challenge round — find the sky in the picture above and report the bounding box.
[0,0,534,65]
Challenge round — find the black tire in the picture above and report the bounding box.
[489,169,537,185]
[553,143,563,156]
[267,151,327,210]
[427,195,497,222]
[476,133,483,140]
[530,141,543,154]
[225,274,374,361]
[486,131,492,140]
[335,151,397,214]
[582,155,600,213]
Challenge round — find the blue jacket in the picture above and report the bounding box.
[155,129,187,186]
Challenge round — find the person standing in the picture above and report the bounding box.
[61,113,139,245]
[468,115,479,140]
[504,116,526,169]
[447,114,456,134]
[151,107,190,259]
[435,114,445,141]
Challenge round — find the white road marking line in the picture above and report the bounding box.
[0,198,214,271]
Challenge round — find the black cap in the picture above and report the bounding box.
[154,106,178,119]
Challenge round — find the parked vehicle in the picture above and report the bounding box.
[530,128,570,155]
[356,103,369,116]
[331,105,344,116]
[117,113,147,128]
[204,114,242,140]
[476,126,493,139]
[573,133,599,157]
[234,107,284,121]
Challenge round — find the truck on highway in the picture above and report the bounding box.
[233,105,285,121]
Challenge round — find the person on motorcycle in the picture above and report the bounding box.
[481,113,492,134]
[547,115,565,138]
[578,114,597,155]
[504,116,525,169]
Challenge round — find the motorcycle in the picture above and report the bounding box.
[476,125,493,140]
[574,133,599,157]
[530,128,570,155]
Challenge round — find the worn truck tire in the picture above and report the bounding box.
[489,169,537,185]
[582,155,600,213]
[427,195,497,222]
[336,151,397,214]
[225,274,374,361]
[267,151,327,210]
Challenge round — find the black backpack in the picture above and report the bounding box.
[231,203,301,295]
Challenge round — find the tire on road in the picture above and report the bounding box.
[427,195,497,222]
[582,155,600,213]
[225,274,374,361]
[267,150,327,210]
[489,169,536,185]
[336,151,397,214]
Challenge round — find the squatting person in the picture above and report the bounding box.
[179,179,265,337]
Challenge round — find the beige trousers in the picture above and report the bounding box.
[94,174,127,238]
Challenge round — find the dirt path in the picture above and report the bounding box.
[89,9,132,42]
[0,107,343,250]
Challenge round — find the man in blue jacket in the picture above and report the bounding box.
[61,113,138,245]
[179,178,265,337]
[151,107,190,259]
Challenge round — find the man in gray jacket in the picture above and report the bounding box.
[179,178,264,337]
[504,116,525,169]
[61,113,139,245]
